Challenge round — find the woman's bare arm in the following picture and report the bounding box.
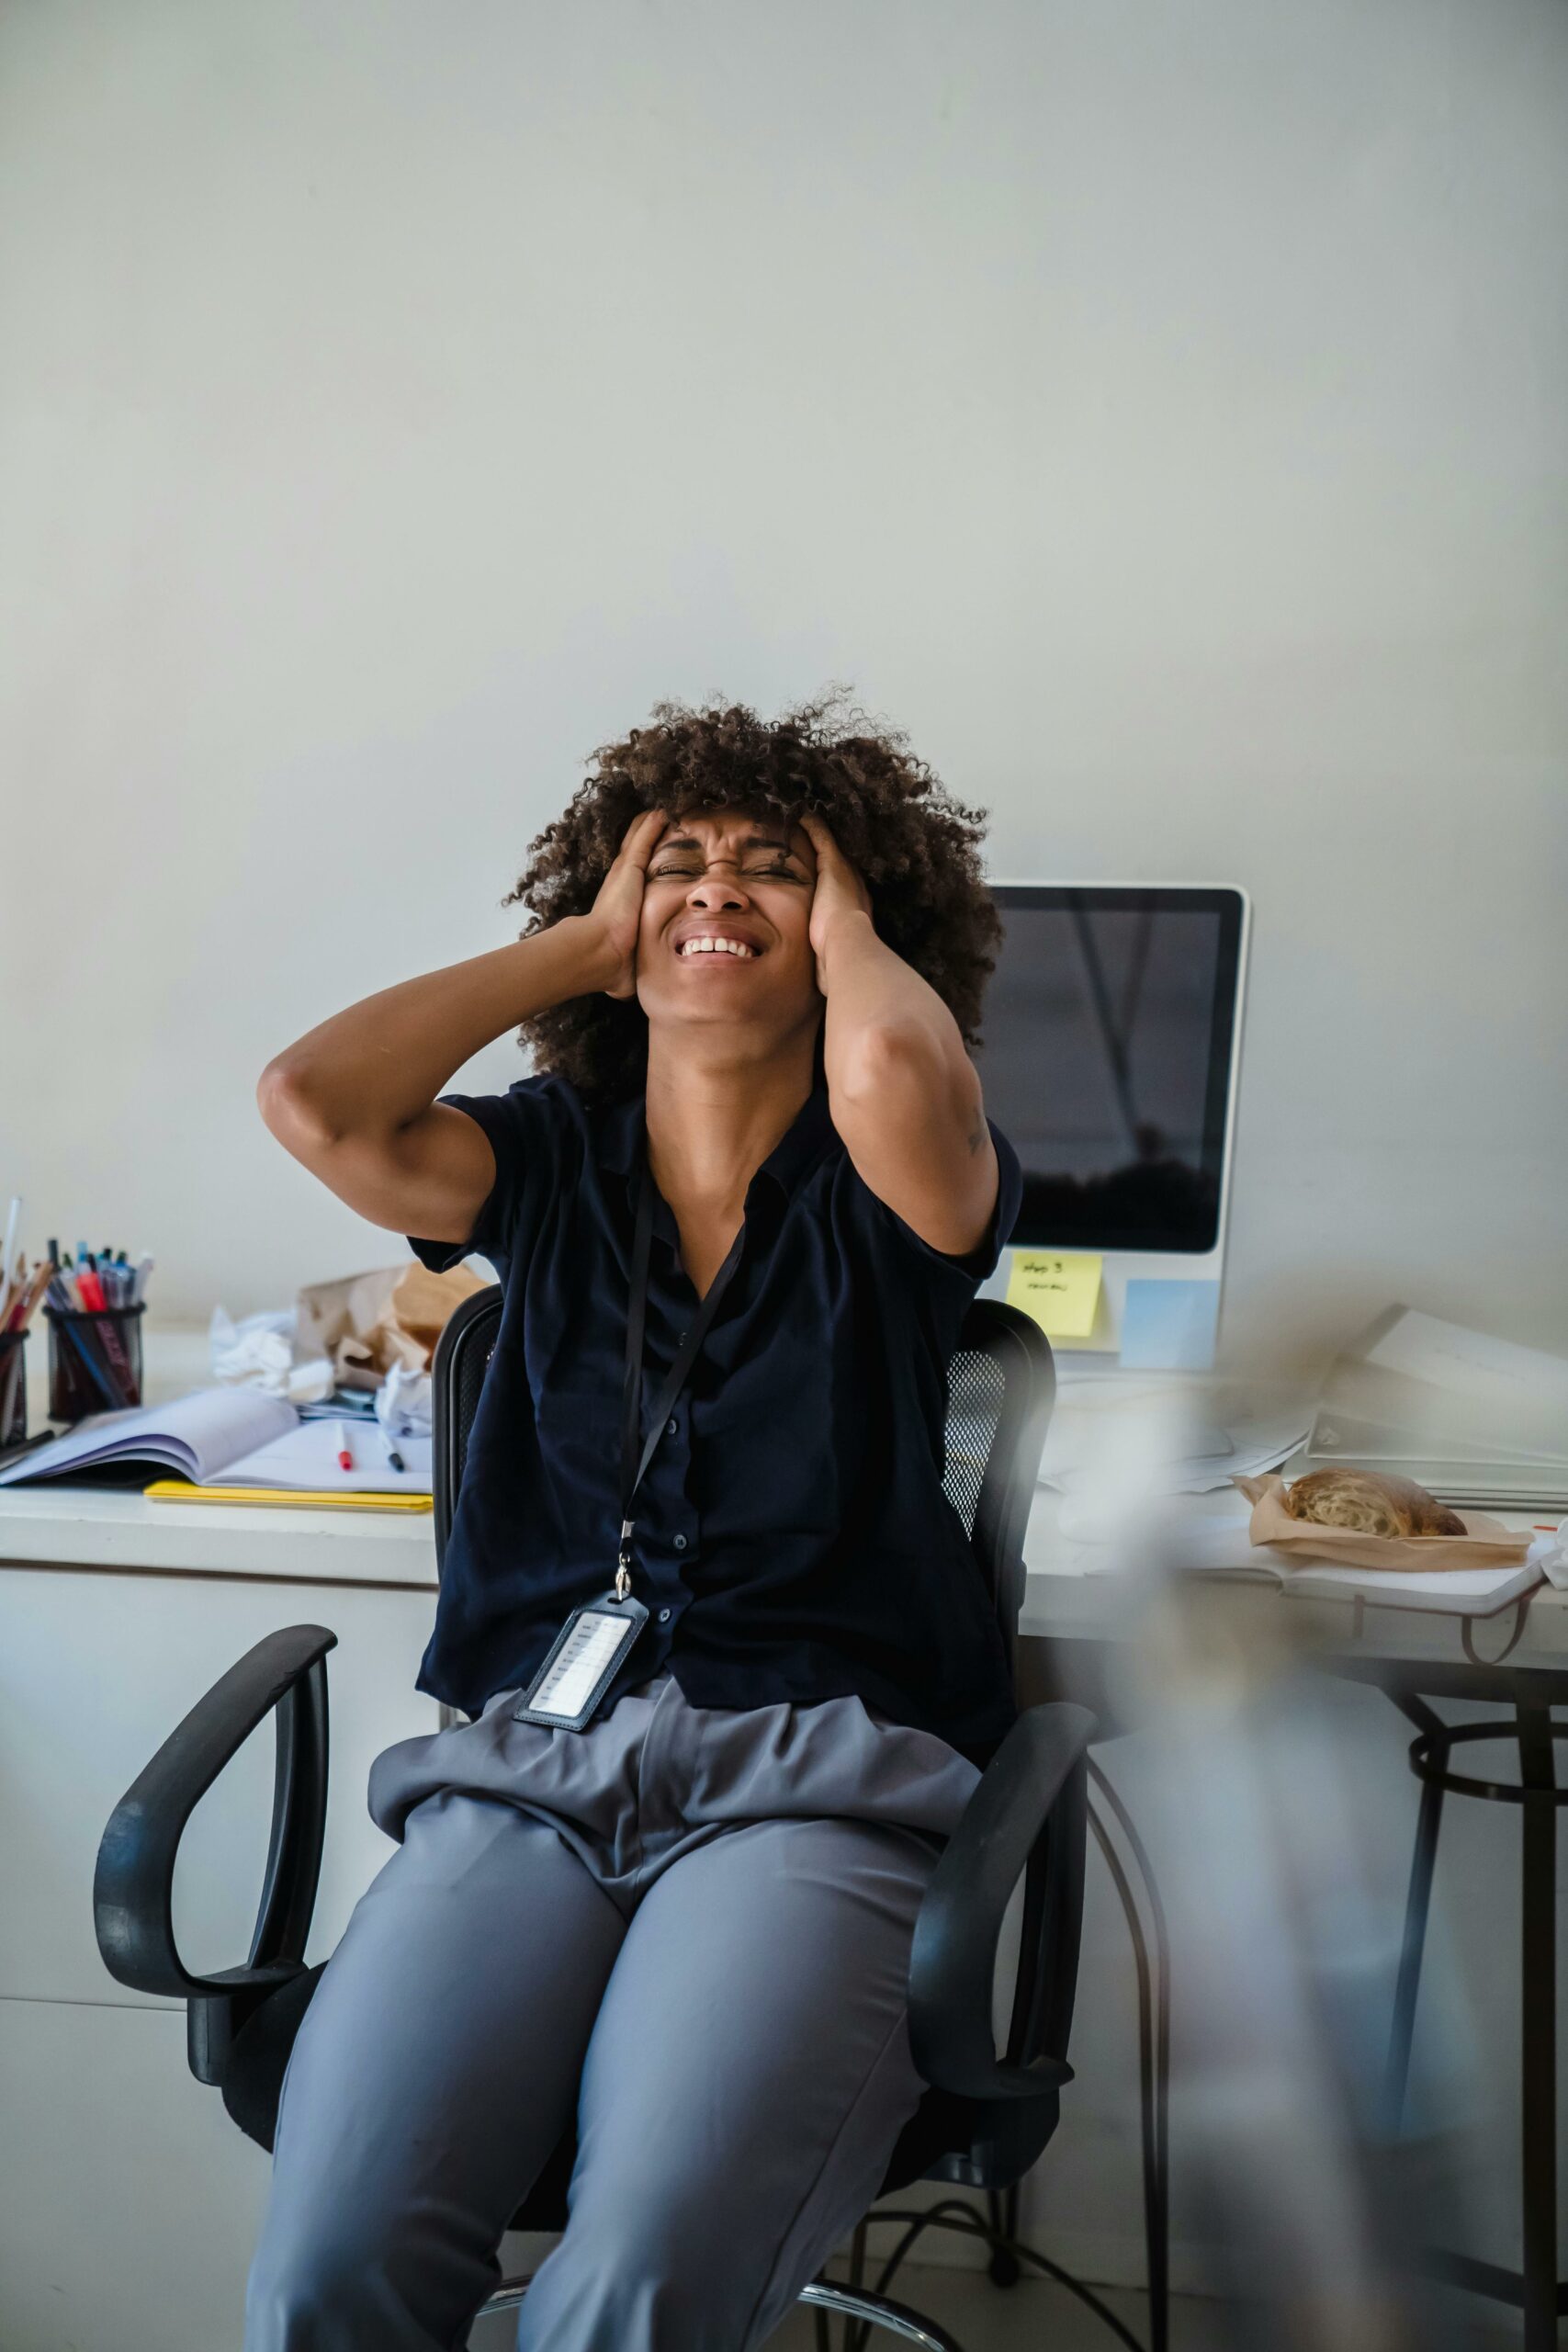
[258,812,664,1243]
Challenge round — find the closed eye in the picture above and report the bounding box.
[649,857,804,880]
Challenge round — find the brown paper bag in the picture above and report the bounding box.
[295,1261,488,1391]
[1233,1473,1532,1571]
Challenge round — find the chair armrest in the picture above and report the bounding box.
[908,1700,1095,2100]
[94,1624,337,2018]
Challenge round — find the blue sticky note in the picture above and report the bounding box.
[1119,1279,1221,1371]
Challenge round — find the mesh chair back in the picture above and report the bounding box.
[432,1287,1055,1656]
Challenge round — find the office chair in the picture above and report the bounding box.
[95,1293,1093,2352]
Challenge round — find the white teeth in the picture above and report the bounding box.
[678,937,754,957]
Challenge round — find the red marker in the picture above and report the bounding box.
[333,1419,354,1473]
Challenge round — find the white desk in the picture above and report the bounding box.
[0,1327,1557,2351]
[1019,1476,1563,1669]
[0,1328,445,2352]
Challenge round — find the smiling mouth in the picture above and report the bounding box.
[674,936,761,959]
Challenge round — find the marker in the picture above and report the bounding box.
[333,1419,354,1473]
[380,1425,407,1476]
[0,1196,20,1323]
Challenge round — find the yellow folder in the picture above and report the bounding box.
[145,1479,433,1513]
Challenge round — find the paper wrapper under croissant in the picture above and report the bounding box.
[295,1262,489,1390]
[1232,1473,1532,1571]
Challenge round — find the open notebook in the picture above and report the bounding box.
[0,1388,433,1495]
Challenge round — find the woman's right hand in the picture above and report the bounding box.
[586,808,666,999]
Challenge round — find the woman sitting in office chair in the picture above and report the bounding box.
[246,686,1023,2352]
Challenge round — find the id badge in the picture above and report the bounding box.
[512,1591,649,1731]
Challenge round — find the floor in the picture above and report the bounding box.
[466,2264,1183,2351]
[467,2260,1532,2351]
[768,2266,1529,2351]
[467,2251,1526,2351]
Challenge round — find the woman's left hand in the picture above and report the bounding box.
[800,813,874,990]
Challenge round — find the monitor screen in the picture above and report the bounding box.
[976,886,1245,1254]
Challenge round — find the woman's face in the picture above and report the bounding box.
[634,806,821,1046]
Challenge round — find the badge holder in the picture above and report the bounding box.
[513,1591,650,1727]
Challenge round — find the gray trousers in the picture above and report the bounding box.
[243,1669,982,2351]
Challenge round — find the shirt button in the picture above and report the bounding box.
[658,1607,671,1623]
[673,1532,688,1551]
[666,1418,678,1436]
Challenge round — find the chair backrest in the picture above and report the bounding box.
[432,1287,1055,1657]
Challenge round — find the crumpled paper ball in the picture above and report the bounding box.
[376,1359,433,1440]
[209,1306,333,1403]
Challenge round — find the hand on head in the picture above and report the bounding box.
[797,813,874,993]
[588,808,668,1000]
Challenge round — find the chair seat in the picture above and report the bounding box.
[221,1963,1058,2223]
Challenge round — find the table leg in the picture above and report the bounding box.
[1385,1768,1445,2132]
[1517,1703,1557,2352]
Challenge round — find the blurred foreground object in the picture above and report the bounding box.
[1071,1402,1479,2350]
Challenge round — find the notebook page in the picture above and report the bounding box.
[209,1420,433,1493]
[0,1387,299,1486]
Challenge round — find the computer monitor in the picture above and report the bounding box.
[973,883,1251,1362]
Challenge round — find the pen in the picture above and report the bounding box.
[0,1196,20,1324]
[0,1428,56,1468]
[380,1425,407,1476]
[334,1419,354,1472]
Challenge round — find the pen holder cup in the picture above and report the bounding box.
[43,1304,145,1423]
[0,1332,25,1450]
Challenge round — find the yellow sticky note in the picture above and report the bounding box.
[1006,1250,1103,1340]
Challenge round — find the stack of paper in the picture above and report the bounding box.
[1037,1395,1310,1497]
[1309,1306,1568,1509]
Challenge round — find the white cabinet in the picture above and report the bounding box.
[0,1555,442,2352]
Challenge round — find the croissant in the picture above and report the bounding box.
[1282,1467,1467,1539]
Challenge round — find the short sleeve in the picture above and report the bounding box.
[856,1118,1023,1285]
[404,1078,569,1277]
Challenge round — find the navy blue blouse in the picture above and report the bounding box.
[407,1073,1025,1765]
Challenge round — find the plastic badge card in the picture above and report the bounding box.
[512,1593,649,1730]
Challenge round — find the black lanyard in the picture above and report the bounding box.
[615,1155,746,1597]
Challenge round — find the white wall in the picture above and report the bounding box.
[3,0,1568,2318]
[2,0,1565,1379]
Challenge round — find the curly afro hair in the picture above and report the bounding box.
[504,684,1002,1101]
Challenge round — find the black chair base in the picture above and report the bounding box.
[478,2270,966,2349]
